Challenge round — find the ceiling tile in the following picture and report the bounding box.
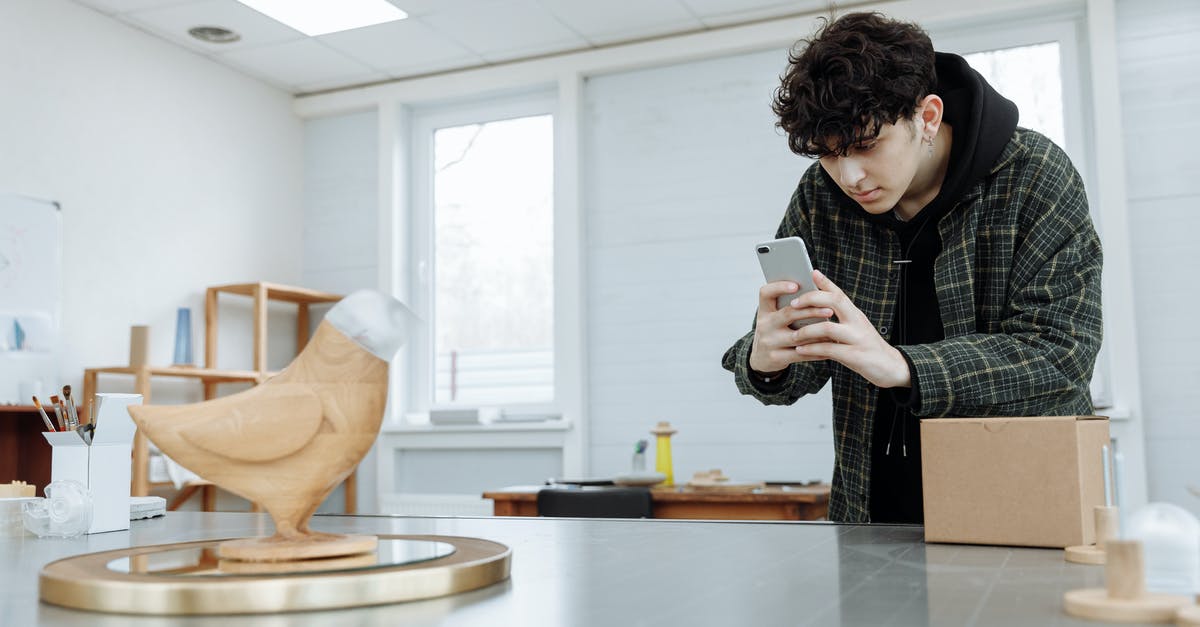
[538,0,703,45]
[122,0,305,53]
[296,71,392,94]
[72,0,187,15]
[384,0,508,19]
[680,0,833,27]
[383,56,490,80]
[421,0,587,59]
[218,38,383,92]
[317,17,481,75]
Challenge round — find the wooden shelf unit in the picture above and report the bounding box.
[82,282,359,513]
[206,282,343,378]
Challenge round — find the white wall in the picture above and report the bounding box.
[0,0,304,511]
[582,51,835,482]
[0,0,305,395]
[302,111,380,295]
[1116,0,1200,517]
[301,109,380,511]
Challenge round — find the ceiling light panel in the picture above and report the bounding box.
[235,0,407,36]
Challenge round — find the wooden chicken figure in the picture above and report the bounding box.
[128,290,415,563]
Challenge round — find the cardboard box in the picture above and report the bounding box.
[42,393,141,534]
[920,415,1109,548]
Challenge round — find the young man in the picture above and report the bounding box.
[722,12,1102,524]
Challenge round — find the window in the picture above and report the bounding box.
[937,16,1109,408]
[964,42,1066,148]
[411,94,555,410]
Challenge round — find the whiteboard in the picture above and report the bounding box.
[0,194,61,403]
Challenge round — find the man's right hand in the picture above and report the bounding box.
[748,279,834,375]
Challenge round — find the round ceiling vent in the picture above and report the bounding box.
[188,26,241,44]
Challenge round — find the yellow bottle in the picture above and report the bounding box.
[651,421,678,486]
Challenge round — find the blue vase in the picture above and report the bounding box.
[173,307,193,365]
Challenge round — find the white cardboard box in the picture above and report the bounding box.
[41,393,141,534]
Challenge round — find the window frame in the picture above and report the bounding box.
[408,90,559,417]
[932,13,1090,194]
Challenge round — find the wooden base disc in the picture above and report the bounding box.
[1064,544,1106,565]
[39,534,510,615]
[1063,588,1190,623]
[218,533,377,562]
[219,551,378,574]
[1178,604,1200,627]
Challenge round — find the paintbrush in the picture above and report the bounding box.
[63,385,80,428]
[32,396,56,432]
[49,394,66,431]
[76,423,95,445]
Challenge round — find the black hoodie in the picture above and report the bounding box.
[863,52,1019,524]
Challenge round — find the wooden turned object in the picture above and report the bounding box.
[1065,505,1119,565]
[1063,539,1191,623]
[1178,598,1200,627]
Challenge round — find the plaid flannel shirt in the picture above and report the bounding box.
[722,128,1103,522]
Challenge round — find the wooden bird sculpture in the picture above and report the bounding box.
[128,290,415,563]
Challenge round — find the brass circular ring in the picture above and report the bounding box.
[39,534,511,615]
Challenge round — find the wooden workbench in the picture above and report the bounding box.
[483,484,830,520]
[0,405,52,495]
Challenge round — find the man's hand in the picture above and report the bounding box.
[787,270,912,389]
[748,280,834,375]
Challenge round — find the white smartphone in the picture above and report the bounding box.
[756,236,819,329]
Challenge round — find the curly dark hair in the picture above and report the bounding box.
[773,12,937,157]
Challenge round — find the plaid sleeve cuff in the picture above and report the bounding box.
[889,350,920,409]
[729,333,801,406]
[896,344,953,417]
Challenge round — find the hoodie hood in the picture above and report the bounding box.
[830,52,1020,229]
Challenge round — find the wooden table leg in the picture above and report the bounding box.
[202,484,217,512]
[344,468,357,514]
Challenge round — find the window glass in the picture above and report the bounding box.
[964,42,1065,148]
[431,114,554,404]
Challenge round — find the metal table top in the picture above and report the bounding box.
[1,511,1136,626]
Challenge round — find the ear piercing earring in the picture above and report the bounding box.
[924,135,935,157]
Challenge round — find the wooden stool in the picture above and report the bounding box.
[167,480,218,511]
[1063,539,1191,623]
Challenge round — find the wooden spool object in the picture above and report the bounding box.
[1063,539,1192,623]
[1065,505,1119,565]
[1178,600,1200,627]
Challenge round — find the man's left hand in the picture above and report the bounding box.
[789,270,912,389]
